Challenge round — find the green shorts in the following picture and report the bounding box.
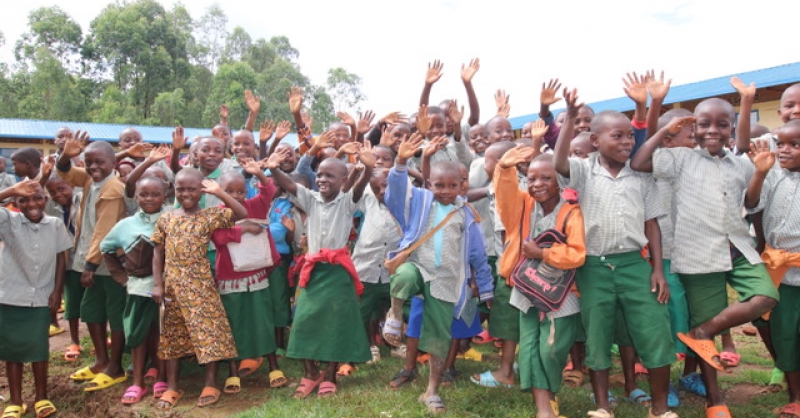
[518,309,578,393]
[80,274,126,332]
[771,284,800,372]
[679,257,779,329]
[577,252,674,370]
[489,276,520,342]
[63,270,85,321]
[0,304,50,363]
[123,295,158,348]
[359,281,390,328]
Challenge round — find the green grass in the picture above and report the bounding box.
[5,329,787,418]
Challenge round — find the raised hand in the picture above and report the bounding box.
[241,157,263,175]
[563,87,584,118]
[264,148,290,170]
[540,79,563,106]
[62,131,85,158]
[245,89,261,113]
[622,72,648,105]
[380,111,407,125]
[497,103,511,118]
[40,155,55,180]
[397,133,424,161]
[666,116,696,136]
[731,76,756,101]
[275,120,292,140]
[447,100,464,125]
[127,141,154,159]
[748,138,775,174]
[259,120,276,142]
[172,126,187,150]
[287,86,304,114]
[219,104,229,120]
[201,179,222,196]
[461,58,480,83]
[416,105,432,136]
[499,146,536,169]
[424,136,448,158]
[10,178,40,197]
[358,140,376,168]
[337,111,356,126]
[379,126,395,147]
[339,141,361,156]
[312,131,334,150]
[147,144,172,162]
[357,110,376,134]
[529,119,548,140]
[495,89,510,113]
[646,70,672,102]
[425,60,444,84]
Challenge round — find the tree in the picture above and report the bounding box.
[222,26,252,64]
[151,88,186,126]
[326,67,365,113]
[13,6,83,71]
[255,58,308,125]
[306,85,336,132]
[14,49,88,121]
[195,3,228,72]
[242,38,277,74]
[203,61,257,129]
[269,36,298,61]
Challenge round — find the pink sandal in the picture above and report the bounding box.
[720,352,740,367]
[152,381,168,399]
[121,385,148,405]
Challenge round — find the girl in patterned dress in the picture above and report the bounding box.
[150,168,248,410]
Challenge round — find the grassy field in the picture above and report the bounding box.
[0,326,787,417]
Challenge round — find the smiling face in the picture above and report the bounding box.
[373,146,394,169]
[591,113,634,164]
[776,122,800,171]
[211,124,232,149]
[369,169,389,203]
[485,117,514,144]
[196,137,224,175]
[17,185,48,223]
[45,177,73,207]
[231,131,257,161]
[425,112,447,140]
[119,128,142,151]
[779,84,800,123]
[329,123,351,149]
[388,123,411,153]
[526,159,560,204]
[84,143,116,183]
[427,163,461,206]
[54,127,71,151]
[316,159,347,201]
[694,99,734,157]
[468,124,487,154]
[221,173,247,205]
[573,107,595,137]
[174,170,204,210]
[136,177,166,214]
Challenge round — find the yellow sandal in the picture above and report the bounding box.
[34,400,56,418]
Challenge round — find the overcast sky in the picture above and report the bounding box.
[2,0,798,121]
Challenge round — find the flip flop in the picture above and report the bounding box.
[64,344,81,362]
[120,385,148,405]
[472,330,498,344]
[469,371,514,388]
[238,357,264,377]
[779,402,800,418]
[705,404,732,418]
[33,400,56,418]
[84,373,127,392]
[719,351,740,367]
[419,394,446,414]
[382,317,404,348]
[648,409,679,418]
[1,405,24,418]
[69,366,97,382]
[634,363,649,375]
[143,367,158,385]
[623,388,652,407]
[153,381,169,398]
[679,372,707,397]
[293,374,324,399]
[196,386,220,407]
[48,325,65,337]
[677,333,724,371]
[317,381,337,398]
[156,389,183,410]
[587,408,614,418]
[389,368,418,389]
[223,377,241,394]
[269,370,288,388]
[440,368,456,387]
[456,347,483,362]
[562,370,585,388]
[668,383,680,408]
[336,364,355,377]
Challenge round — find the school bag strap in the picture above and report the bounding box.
[384,208,458,275]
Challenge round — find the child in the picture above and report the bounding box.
[10,147,43,181]
[44,176,84,362]
[554,89,676,418]
[56,136,129,392]
[631,85,780,418]
[100,176,169,405]
[0,157,16,195]
[745,120,800,418]
[0,179,72,418]
[151,168,248,409]
[267,174,296,352]
[211,163,288,390]
[265,145,374,398]
[496,146,587,418]
[382,135,493,413]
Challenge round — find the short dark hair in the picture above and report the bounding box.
[11,147,43,168]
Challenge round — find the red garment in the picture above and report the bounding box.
[296,247,364,296]
[212,181,280,281]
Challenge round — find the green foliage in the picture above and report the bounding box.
[14,6,83,70]
[204,62,257,129]
[327,67,366,113]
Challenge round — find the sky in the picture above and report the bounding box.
[1,0,798,122]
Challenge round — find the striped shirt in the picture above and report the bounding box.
[653,147,760,274]
[410,201,467,304]
[559,154,662,256]
[757,168,800,286]
[352,189,402,284]
[291,187,360,254]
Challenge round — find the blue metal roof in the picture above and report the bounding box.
[0,118,300,147]
[509,61,800,129]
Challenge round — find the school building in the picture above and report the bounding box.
[509,61,800,132]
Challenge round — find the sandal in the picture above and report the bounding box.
[679,372,707,397]
[634,363,649,376]
[562,370,585,388]
[33,400,57,418]
[469,371,514,388]
[390,344,407,359]
[705,404,732,418]
[441,368,456,386]
[153,381,169,398]
[419,393,446,414]
[668,383,680,408]
[64,344,81,362]
[120,385,148,405]
[416,353,430,365]
[588,408,614,418]
[48,324,65,337]
[382,317,404,347]
[84,373,127,392]
[456,347,483,362]
[269,370,288,388]
[157,390,182,410]
[472,330,498,345]
[196,386,221,407]
[366,345,381,364]
[293,374,324,399]
[720,351,740,367]
[69,366,97,382]
[238,357,264,377]
[143,367,158,386]
[390,368,418,389]
[1,405,24,418]
[770,367,787,389]
[677,333,723,371]
[649,409,679,418]
[223,377,241,394]
[317,381,337,398]
[336,363,355,377]
[780,402,800,418]
[623,388,652,407]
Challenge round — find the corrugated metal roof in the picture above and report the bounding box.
[0,118,300,147]
[510,61,800,129]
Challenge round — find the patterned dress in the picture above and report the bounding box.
[151,207,238,363]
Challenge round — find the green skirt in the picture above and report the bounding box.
[123,295,158,348]
[221,288,277,359]
[286,263,371,363]
[0,304,49,363]
[268,257,292,327]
